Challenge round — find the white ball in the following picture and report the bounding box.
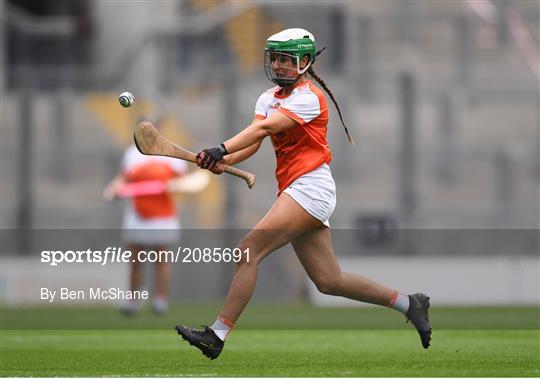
[118,92,135,107]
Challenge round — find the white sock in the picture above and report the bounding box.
[120,299,141,315]
[210,315,234,341]
[152,297,168,314]
[389,290,410,313]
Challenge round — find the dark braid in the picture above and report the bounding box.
[308,66,355,145]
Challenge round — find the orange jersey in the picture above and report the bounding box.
[122,145,187,219]
[254,80,331,193]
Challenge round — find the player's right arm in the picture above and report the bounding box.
[223,141,262,165]
[223,117,264,165]
[206,117,263,174]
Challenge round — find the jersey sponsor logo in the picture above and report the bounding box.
[273,137,298,157]
[270,102,281,110]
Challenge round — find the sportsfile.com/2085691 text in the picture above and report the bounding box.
[40,247,250,266]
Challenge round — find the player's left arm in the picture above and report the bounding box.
[223,90,321,154]
[198,91,319,169]
[197,112,298,170]
[223,111,297,154]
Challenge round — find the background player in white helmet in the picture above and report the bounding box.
[174,28,431,359]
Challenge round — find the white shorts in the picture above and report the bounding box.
[283,164,336,227]
[121,202,180,246]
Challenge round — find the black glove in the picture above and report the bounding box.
[196,143,228,169]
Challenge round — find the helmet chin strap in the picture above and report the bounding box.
[296,46,326,75]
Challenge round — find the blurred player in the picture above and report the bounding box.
[104,118,187,315]
[174,28,431,359]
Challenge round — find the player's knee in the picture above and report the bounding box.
[315,277,340,296]
[235,237,260,267]
[234,255,254,268]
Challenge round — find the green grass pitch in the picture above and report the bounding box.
[1,303,539,377]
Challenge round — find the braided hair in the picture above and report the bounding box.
[307,66,355,145]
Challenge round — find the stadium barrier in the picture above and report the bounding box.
[308,255,539,306]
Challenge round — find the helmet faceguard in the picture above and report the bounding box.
[264,50,309,87]
[264,28,317,88]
